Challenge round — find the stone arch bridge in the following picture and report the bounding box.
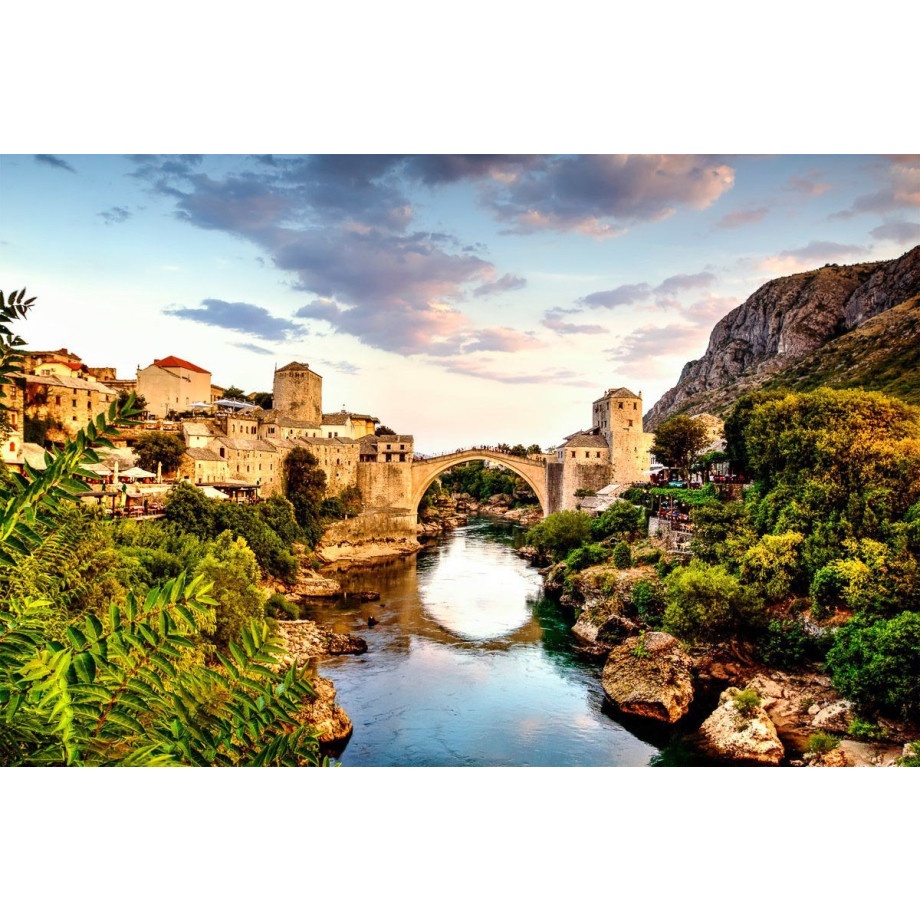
[411,449,548,517]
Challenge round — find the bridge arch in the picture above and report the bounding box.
[410,450,548,518]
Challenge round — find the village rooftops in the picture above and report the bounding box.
[357,434,414,444]
[15,372,117,395]
[322,410,380,425]
[185,447,224,462]
[153,356,210,375]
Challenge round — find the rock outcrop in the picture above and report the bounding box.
[297,675,353,746]
[601,632,694,723]
[275,620,368,664]
[698,687,785,765]
[645,245,920,427]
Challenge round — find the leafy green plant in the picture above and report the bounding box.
[565,542,611,572]
[612,541,632,569]
[265,592,301,620]
[847,717,888,742]
[733,688,761,719]
[631,578,664,626]
[899,741,920,767]
[758,618,811,669]
[807,731,840,755]
[630,630,651,660]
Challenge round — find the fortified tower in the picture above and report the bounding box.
[591,387,653,482]
[272,361,323,426]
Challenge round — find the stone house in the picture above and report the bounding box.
[16,371,117,439]
[320,410,379,440]
[137,356,211,417]
[358,434,414,463]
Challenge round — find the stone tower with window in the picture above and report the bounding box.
[272,361,323,426]
[591,386,654,482]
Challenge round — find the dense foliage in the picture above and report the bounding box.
[135,431,186,475]
[0,290,325,766]
[283,447,327,546]
[651,414,710,477]
[438,460,538,504]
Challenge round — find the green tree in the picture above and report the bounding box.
[739,531,806,603]
[136,431,186,475]
[375,425,396,436]
[652,414,710,479]
[284,447,327,546]
[222,385,246,400]
[663,561,764,642]
[525,510,592,562]
[164,481,216,539]
[194,531,265,648]
[612,540,632,569]
[117,390,147,414]
[591,501,643,541]
[251,391,273,409]
[827,610,920,717]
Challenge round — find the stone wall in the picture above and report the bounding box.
[357,462,413,510]
[322,508,418,543]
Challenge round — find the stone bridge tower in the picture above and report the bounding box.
[273,361,323,426]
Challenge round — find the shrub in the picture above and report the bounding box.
[663,561,764,643]
[630,630,651,659]
[193,532,266,648]
[899,741,920,767]
[740,531,805,603]
[733,688,761,718]
[265,592,301,620]
[811,563,845,616]
[135,430,186,475]
[525,511,592,562]
[591,501,643,541]
[847,717,888,742]
[826,609,920,716]
[807,732,840,755]
[612,541,632,569]
[631,579,665,626]
[758,618,811,669]
[565,542,611,572]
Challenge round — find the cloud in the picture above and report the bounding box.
[786,175,831,197]
[869,220,920,245]
[318,359,360,375]
[99,206,132,225]
[715,207,769,229]
[233,342,274,355]
[578,282,651,309]
[485,154,735,237]
[436,357,594,387]
[165,298,303,342]
[759,240,869,274]
[606,322,712,374]
[833,160,920,217]
[34,154,75,173]
[471,273,527,297]
[542,308,606,335]
[578,271,716,310]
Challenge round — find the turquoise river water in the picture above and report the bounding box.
[305,518,690,766]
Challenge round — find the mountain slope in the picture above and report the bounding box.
[645,245,920,427]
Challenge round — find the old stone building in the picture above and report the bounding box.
[546,386,655,512]
[321,410,379,440]
[137,356,211,417]
[16,370,117,439]
[272,362,323,426]
[358,434,414,463]
[1,376,25,472]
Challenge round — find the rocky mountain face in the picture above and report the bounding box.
[645,245,920,428]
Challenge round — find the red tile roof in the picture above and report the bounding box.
[154,356,210,374]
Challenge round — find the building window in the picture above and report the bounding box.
[618,402,623,409]
[55,396,61,406]
[570,451,575,458]
[628,419,633,427]
[72,399,77,407]
[634,402,637,409]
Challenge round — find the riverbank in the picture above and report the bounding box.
[530,552,917,766]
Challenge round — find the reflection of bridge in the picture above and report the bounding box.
[411,449,548,517]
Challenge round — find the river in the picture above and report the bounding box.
[305,518,687,766]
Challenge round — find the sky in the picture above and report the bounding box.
[1,154,918,452]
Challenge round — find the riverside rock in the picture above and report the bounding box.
[297,675,353,746]
[601,632,694,723]
[275,620,368,663]
[698,687,785,765]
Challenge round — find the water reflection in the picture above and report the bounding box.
[306,518,660,766]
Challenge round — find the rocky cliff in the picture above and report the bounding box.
[645,245,920,428]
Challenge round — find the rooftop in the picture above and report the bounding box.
[277,361,321,377]
[153,356,210,375]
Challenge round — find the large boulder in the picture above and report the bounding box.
[698,687,785,765]
[601,632,694,723]
[810,700,854,734]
